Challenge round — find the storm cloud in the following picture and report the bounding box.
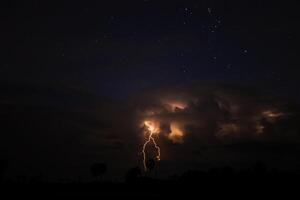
[1,82,300,179]
[131,84,300,143]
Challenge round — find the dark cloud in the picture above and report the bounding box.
[0,82,139,180]
[128,83,300,174]
[1,82,300,179]
[132,83,299,141]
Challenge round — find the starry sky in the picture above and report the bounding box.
[1,0,299,99]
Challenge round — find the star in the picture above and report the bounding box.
[226,64,232,70]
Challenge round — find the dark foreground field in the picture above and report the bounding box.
[1,169,300,197]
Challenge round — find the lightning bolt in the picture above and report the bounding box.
[142,121,161,171]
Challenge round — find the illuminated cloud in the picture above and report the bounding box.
[168,122,184,144]
[216,122,241,139]
[132,83,297,145]
[1,82,300,178]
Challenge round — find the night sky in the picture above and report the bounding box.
[2,0,299,97]
[1,0,300,181]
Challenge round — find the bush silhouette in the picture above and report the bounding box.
[146,158,155,173]
[125,167,142,182]
[90,162,107,181]
[0,159,8,182]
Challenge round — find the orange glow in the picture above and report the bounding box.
[262,110,284,118]
[255,123,265,134]
[161,99,187,112]
[262,110,284,123]
[144,120,160,134]
[169,102,187,111]
[168,122,184,143]
[217,123,240,137]
[142,120,161,171]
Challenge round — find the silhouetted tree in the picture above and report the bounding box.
[29,172,44,184]
[219,166,235,177]
[125,167,142,182]
[146,158,155,173]
[252,161,267,175]
[0,159,8,182]
[90,162,107,181]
